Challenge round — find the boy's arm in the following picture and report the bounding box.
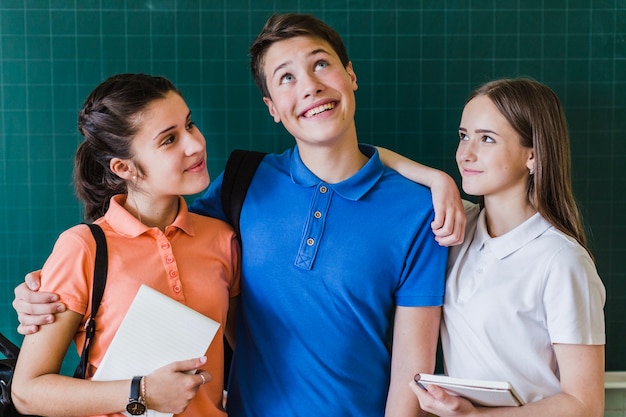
[376,146,465,246]
[385,305,441,417]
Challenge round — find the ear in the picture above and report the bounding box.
[526,149,535,171]
[110,158,135,180]
[346,61,358,91]
[262,97,281,123]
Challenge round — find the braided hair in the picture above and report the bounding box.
[74,73,179,220]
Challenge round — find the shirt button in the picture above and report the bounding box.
[314,211,322,219]
[166,256,174,264]
[169,270,178,278]
[161,242,170,249]
[173,285,181,293]
[306,238,315,246]
[319,185,328,193]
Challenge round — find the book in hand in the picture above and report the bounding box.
[93,285,220,417]
[415,373,525,407]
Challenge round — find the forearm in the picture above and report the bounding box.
[473,392,603,417]
[385,306,440,417]
[13,374,128,417]
[376,146,450,187]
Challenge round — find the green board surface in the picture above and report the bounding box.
[1,1,624,372]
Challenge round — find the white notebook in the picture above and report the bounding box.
[416,374,525,407]
[92,285,220,417]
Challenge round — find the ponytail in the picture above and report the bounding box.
[72,73,178,220]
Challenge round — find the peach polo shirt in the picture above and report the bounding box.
[39,194,240,417]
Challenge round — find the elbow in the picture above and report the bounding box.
[11,381,37,416]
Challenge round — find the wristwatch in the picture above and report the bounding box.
[126,376,147,415]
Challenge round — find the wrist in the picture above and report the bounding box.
[141,376,149,409]
[126,375,147,415]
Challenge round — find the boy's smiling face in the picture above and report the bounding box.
[261,36,358,149]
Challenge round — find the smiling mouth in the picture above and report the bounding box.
[186,160,205,172]
[302,102,336,118]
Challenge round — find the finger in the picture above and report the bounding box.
[431,206,445,230]
[433,210,466,246]
[171,356,208,373]
[16,310,57,327]
[195,371,211,386]
[25,271,43,290]
[408,380,436,408]
[13,297,65,315]
[16,324,40,336]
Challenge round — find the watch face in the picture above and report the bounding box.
[126,401,146,415]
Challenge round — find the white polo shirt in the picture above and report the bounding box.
[441,202,606,404]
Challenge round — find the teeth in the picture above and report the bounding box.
[304,102,335,118]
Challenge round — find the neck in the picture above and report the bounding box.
[125,193,180,232]
[296,128,367,183]
[483,194,537,237]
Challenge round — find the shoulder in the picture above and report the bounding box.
[54,223,99,251]
[380,166,433,197]
[539,226,597,271]
[188,213,237,238]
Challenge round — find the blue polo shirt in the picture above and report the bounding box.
[191,145,446,417]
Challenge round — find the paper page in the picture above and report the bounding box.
[92,285,220,417]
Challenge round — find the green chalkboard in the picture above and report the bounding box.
[1,1,624,374]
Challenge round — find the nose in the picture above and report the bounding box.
[184,130,206,156]
[456,139,476,162]
[300,71,324,98]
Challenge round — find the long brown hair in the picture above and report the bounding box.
[468,78,590,254]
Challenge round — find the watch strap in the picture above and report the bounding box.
[130,376,142,400]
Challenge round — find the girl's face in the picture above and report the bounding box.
[130,91,209,198]
[456,95,534,200]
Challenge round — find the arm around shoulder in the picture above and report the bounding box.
[376,146,465,246]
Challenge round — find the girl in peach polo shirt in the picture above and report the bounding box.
[11,73,239,417]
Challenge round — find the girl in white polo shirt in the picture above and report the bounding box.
[409,78,605,417]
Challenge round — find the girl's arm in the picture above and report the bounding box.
[376,147,465,246]
[386,306,441,417]
[409,343,605,417]
[12,309,210,417]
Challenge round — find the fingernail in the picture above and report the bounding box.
[45,315,54,323]
[28,282,39,290]
[55,304,64,312]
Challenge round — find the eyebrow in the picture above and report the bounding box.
[152,111,192,141]
[270,47,332,78]
[458,127,499,136]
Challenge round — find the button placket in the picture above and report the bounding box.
[295,184,332,270]
[156,235,182,297]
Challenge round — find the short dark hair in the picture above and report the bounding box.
[249,13,350,98]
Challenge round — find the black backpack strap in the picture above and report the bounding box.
[220,150,266,241]
[73,223,108,379]
[0,334,18,360]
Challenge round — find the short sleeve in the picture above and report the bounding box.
[39,225,97,317]
[543,243,606,345]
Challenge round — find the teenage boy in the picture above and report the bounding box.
[13,13,462,417]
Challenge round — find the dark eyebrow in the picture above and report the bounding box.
[458,127,499,135]
[152,110,192,141]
